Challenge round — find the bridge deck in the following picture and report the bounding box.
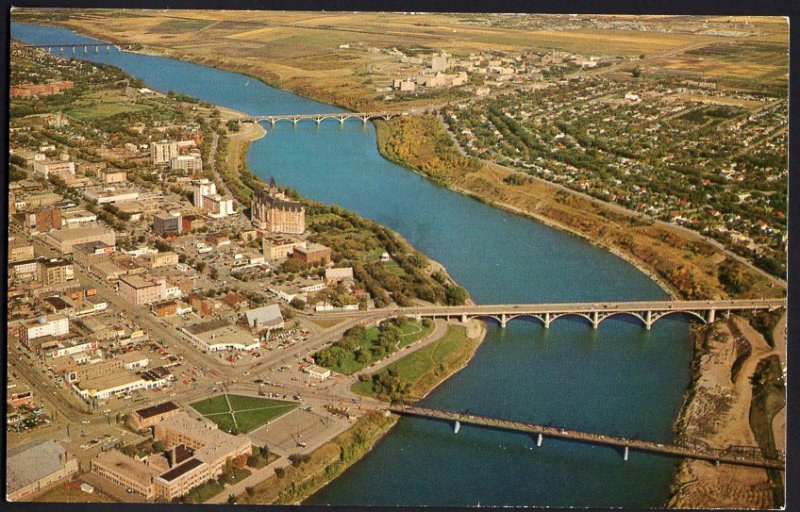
[390,405,785,470]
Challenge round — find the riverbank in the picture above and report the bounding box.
[23,16,784,302]
[665,315,783,508]
[373,115,784,302]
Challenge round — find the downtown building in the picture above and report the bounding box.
[251,188,305,234]
[193,179,234,219]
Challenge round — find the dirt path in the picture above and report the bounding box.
[770,313,787,453]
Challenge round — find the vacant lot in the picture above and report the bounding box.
[190,394,297,434]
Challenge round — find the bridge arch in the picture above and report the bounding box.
[548,312,595,327]
[650,309,708,325]
[467,314,503,327]
[595,311,649,328]
[504,313,548,327]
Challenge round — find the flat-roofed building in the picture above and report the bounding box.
[73,368,168,402]
[262,236,305,260]
[170,154,203,173]
[33,160,75,180]
[11,259,39,280]
[64,358,123,384]
[155,411,251,474]
[15,206,62,233]
[292,243,331,265]
[119,351,149,371]
[153,458,207,501]
[61,208,97,227]
[38,258,75,285]
[98,168,127,184]
[182,319,259,352]
[83,188,139,205]
[325,267,354,284]
[153,212,182,236]
[150,141,179,165]
[7,440,79,502]
[145,251,179,269]
[72,241,115,268]
[118,275,166,305]
[127,401,181,431]
[44,226,116,255]
[152,300,178,318]
[8,238,34,263]
[90,450,158,499]
[20,314,69,348]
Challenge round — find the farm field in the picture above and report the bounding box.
[15,10,787,111]
[190,394,297,434]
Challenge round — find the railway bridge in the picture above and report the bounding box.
[390,405,785,470]
[322,298,785,330]
[242,111,407,126]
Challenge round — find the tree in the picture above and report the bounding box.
[246,486,255,497]
[631,65,642,78]
[227,494,237,505]
[274,467,286,478]
[290,297,306,310]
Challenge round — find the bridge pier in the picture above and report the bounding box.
[543,312,551,329]
[95,46,99,53]
[623,446,629,461]
[591,311,600,329]
[537,433,543,447]
[500,314,508,329]
[270,119,276,126]
[453,420,461,434]
[339,118,345,125]
[314,117,321,125]
[360,116,368,125]
[292,118,298,126]
[707,308,716,323]
[644,310,653,330]
[461,314,467,324]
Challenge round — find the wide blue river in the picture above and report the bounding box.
[13,22,694,507]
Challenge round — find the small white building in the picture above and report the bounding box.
[305,364,331,380]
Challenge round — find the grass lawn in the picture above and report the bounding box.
[185,480,224,504]
[190,395,231,416]
[352,325,479,399]
[67,102,151,120]
[325,321,433,376]
[191,394,297,434]
[37,482,116,503]
[234,403,297,433]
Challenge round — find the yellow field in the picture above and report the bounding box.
[12,10,789,109]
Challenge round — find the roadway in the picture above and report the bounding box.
[391,406,785,470]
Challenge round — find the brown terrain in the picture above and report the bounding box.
[667,314,786,509]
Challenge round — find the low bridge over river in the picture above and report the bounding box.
[19,43,124,53]
[242,111,407,126]
[389,405,786,470]
[322,298,785,330]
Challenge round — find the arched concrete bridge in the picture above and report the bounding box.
[318,298,785,330]
[20,43,121,54]
[242,111,407,126]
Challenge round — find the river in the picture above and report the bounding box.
[12,22,694,508]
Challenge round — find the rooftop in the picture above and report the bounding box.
[158,457,204,482]
[7,440,69,495]
[93,450,159,487]
[134,401,179,420]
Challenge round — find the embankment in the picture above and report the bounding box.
[666,316,783,509]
